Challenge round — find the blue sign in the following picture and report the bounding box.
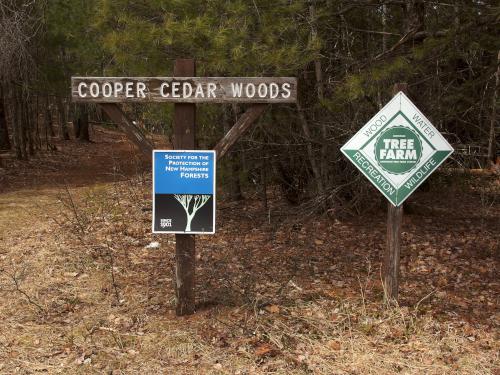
[153,150,216,234]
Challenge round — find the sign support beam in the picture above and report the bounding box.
[383,83,407,302]
[214,104,267,160]
[99,103,153,156]
[173,59,197,316]
[384,201,403,301]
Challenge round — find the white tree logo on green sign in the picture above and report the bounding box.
[174,194,211,231]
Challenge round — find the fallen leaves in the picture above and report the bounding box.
[327,340,341,351]
[255,343,277,357]
[264,304,280,314]
[1,136,498,374]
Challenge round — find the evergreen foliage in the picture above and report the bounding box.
[2,0,498,208]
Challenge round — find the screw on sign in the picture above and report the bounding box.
[153,150,216,235]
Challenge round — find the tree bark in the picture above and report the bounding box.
[487,50,499,166]
[260,148,268,211]
[34,95,41,151]
[309,0,328,185]
[297,100,325,199]
[405,0,425,33]
[214,104,267,160]
[218,105,244,201]
[14,87,26,160]
[382,3,388,53]
[4,84,22,158]
[0,85,11,150]
[57,97,70,140]
[74,104,90,142]
[44,96,55,149]
[384,203,403,301]
[78,113,90,142]
[25,98,34,156]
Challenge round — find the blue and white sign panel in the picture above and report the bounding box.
[153,150,216,234]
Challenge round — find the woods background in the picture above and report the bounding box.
[0,0,498,208]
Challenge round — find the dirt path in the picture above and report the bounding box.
[0,127,153,194]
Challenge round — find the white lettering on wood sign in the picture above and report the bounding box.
[71,77,297,103]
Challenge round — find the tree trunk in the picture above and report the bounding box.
[46,96,55,137]
[44,96,55,149]
[0,86,11,150]
[14,87,27,160]
[73,104,80,138]
[297,100,325,199]
[260,149,268,211]
[382,3,388,53]
[57,97,70,140]
[487,50,499,166]
[222,105,243,201]
[25,98,34,156]
[4,84,20,158]
[384,203,403,301]
[309,0,328,186]
[78,115,90,142]
[405,0,425,33]
[34,95,41,151]
[100,103,153,156]
[74,104,90,142]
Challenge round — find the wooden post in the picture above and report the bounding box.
[384,203,403,301]
[173,59,197,316]
[99,103,153,156]
[383,83,407,302]
[214,104,267,160]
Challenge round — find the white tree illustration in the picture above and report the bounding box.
[174,194,211,231]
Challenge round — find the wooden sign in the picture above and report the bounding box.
[71,60,297,316]
[71,77,297,103]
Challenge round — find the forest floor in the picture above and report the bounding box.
[0,126,498,374]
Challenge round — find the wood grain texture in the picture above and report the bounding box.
[214,104,267,160]
[384,203,403,301]
[71,77,297,103]
[173,59,197,317]
[99,103,153,157]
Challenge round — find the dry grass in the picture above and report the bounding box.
[0,174,498,374]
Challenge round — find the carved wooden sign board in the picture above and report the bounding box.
[71,77,297,103]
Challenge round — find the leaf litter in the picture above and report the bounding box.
[0,129,498,374]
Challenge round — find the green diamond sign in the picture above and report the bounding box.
[341,92,453,206]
